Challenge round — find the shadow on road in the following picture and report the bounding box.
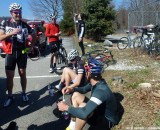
[0,80,62,127]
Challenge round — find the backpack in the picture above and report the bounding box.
[114,92,124,125]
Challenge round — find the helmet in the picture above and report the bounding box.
[87,58,103,74]
[90,66,103,74]
[9,3,22,11]
[50,14,57,20]
[67,49,79,61]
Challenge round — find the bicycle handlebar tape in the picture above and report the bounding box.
[22,48,30,54]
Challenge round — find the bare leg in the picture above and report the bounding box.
[61,67,77,86]
[71,92,87,130]
[5,70,15,95]
[50,53,54,66]
[71,92,85,107]
[53,53,57,64]
[18,68,27,93]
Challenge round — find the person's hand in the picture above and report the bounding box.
[62,86,74,94]
[74,13,78,17]
[57,101,69,112]
[11,28,21,35]
[79,37,82,42]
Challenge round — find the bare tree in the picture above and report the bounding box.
[28,0,63,21]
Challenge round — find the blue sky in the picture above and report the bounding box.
[0,0,34,20]
[0,0,122,20]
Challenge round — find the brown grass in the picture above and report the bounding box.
[100,48,160,129]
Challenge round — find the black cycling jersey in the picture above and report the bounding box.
[73,58,86,86]
[0,18,33,70]
[78,20,85,38]
[68,79,119,125]
[0,18,33,51]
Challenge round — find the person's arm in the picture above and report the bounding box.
[74,14,78,23]
[0,20,21,41]
[79,21,85,39]
[58,89,107,120]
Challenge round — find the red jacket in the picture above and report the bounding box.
[45,23,60,43]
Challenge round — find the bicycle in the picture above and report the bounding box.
[22,46,41,61]
[54,42,68,75]
[117,30,141,50]
[82,49,116,70]
[133,26,160,57]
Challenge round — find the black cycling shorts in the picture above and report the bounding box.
[83,97,113,130]
[5,50,27,71]
[49,41,59,53]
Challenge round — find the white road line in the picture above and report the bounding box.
[14,75,60,79]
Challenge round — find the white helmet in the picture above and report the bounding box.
[68,49,79,61]
[50,14,57,20]
[9,3,22,11]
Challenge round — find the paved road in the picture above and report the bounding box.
[0,36,84,130]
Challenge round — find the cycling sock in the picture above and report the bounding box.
[54,63,56,67]
[59,82,65,90]
[68,120,75,130]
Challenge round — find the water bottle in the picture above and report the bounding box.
[61,95,70,120]
[48,83,54,96]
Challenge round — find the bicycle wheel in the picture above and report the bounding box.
[55,53,68,75]
[133,37,146,55]
[94,53,116,69]
[27,46,40,61]
[117,37,129,50]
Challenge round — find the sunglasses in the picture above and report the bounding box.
[12,11,21,14]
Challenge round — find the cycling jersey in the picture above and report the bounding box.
[68,79,119,125]
[77,20,85,38]
[0,18,32,54]
[45,23,60,43]
[72,58,86,86]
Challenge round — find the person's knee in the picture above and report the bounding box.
[72,92,81,101]
[79,102,86,107]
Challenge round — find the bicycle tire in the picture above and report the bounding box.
[55,53,68,75]
[117,37,129,50]
[28,47,40,61]
[94,53,116,69]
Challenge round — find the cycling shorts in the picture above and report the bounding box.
[49,41,59,53]
[5,50,27,71]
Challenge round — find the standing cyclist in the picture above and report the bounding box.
[74,13,85,56]
[57,62,119,130]
[45,14,61,73]
[0,3,36,107]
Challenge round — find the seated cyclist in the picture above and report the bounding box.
[55,49,86,92]
[57,62,119,130]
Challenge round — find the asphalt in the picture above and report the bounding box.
[0,36,90,130]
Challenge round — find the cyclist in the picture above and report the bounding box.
[57,63,119,130]
[54,49,86,93]
[74,13,85,56]
[45,14,61,73]
[0,3,36,107]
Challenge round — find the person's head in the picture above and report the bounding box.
[9,3,22,21]
[78,13,85,20]
[50,14,57,24]
[67,49,79,64]
[85,59,103,81]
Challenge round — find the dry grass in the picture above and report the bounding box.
[101,48,160,129]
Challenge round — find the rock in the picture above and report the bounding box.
[138,83,152,89]
[103,39,113,47]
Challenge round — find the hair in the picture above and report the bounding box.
[90,74,102,81]
[79,13,85,20]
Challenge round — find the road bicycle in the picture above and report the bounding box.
[133,26,160,57]
[22,46,41,61]
[82,49,116,70]
[117,30,141,50]
[54,42,68,75]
